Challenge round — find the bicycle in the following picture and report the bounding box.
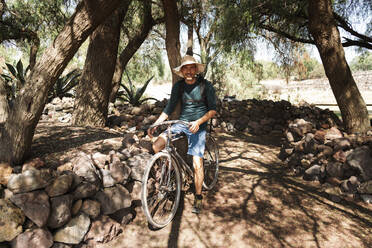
[141,120,219,228]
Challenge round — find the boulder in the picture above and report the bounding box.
[45,173,74,197]
[109,160,131,184]
[358,180,372,194]
[326,162,345,179]
[84,215,122,246]
[12,228,53,248]
[7,169,52,193]
[94,184,131,215]
[72,182,99,200]
[53,214,91,244]
[10,190,50,227]
[0,199,25,242]
[47,194,73,229]
[0,163,12,185]
[346,146,372,181]
[81,199,101,219]
[72,153,101,184]
[126,152,151,181]
[100,169,116,188]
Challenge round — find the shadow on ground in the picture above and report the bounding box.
[110,131,372,248]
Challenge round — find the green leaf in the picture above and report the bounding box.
[6,63,17,78]
[134,75,154,103]
[16,60,25,85]
[125,69,134,95]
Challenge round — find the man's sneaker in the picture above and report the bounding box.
[192,198,202,214]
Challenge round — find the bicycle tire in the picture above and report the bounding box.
[141,152,181,228]
[203,134,219,190]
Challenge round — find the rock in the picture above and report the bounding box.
[333,138,351,151]
[326,162,345,179]
[131,106,142,115]
[346,146,372,181]
[0,163,12,186]
[84,215,122,246]
[340,177,359,194]
[71,199,83,216]
[102,137,124,150]
[10,190,50,227]
[100,169,116,188]
[127,180,142,203]
[109,161,131,184]
[22,157,46,171]
[72,152,101,184]
[325,186,342,203]
[316,145,333,158]
[110,207,135,225]
[7,169,52,193]
[91,152,109,169]
[56,162,73,172]
[0,199,25,242]
[81,199,101,219]
[53,214,91,244]
[12,228,53,248]
[332,150,347,163]
[326,177,342,186]
[314,130,326,143]
[325,127,343,140]
[360,194,372,204]
[126,153,151,181]
[94,184,131,215]
[45,173,74,197]
[47,194,73,229]
[305,165,322,176]
[72,182,99,200]
[358,180,372,194]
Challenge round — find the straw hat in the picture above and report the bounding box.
[172,55,205,78]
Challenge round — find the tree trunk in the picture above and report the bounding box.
[308,0,370,133]
[0,0,123,165]
[72,4,128,126]
[110,0,154,103]
[0,77,9,123]
[162,0,181,84]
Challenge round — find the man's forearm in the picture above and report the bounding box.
[155,112,169,124]
[196,110,217,126]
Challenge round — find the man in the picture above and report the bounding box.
[148,55,217,214]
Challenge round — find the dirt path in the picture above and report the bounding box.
[96,131,372,248]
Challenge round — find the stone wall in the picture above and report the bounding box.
[1,96,372,247]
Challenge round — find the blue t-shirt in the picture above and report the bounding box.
[163,77,217,129]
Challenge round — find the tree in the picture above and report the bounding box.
[72,2,131,127]
[161,0,181,84]
[0,0,124,165]
[216,0,371,133]
[110,0,159,103]
[308,0,369,133]
[0,0,73,69]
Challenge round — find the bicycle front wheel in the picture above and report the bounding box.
[203,134,219,190]
[141,152,181,228]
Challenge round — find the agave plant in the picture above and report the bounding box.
[116,70,157,106]
[1,59,29,101]
[48,69,81,102]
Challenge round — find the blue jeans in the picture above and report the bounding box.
[168,123,206,158]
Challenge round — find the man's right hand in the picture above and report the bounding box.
[147,126,157,139]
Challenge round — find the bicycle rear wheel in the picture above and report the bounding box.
[203,134,219,190]
[141,152,181,228]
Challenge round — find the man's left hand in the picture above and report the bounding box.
[189,121,200,134]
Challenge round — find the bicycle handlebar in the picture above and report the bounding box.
[148,120,190,129]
